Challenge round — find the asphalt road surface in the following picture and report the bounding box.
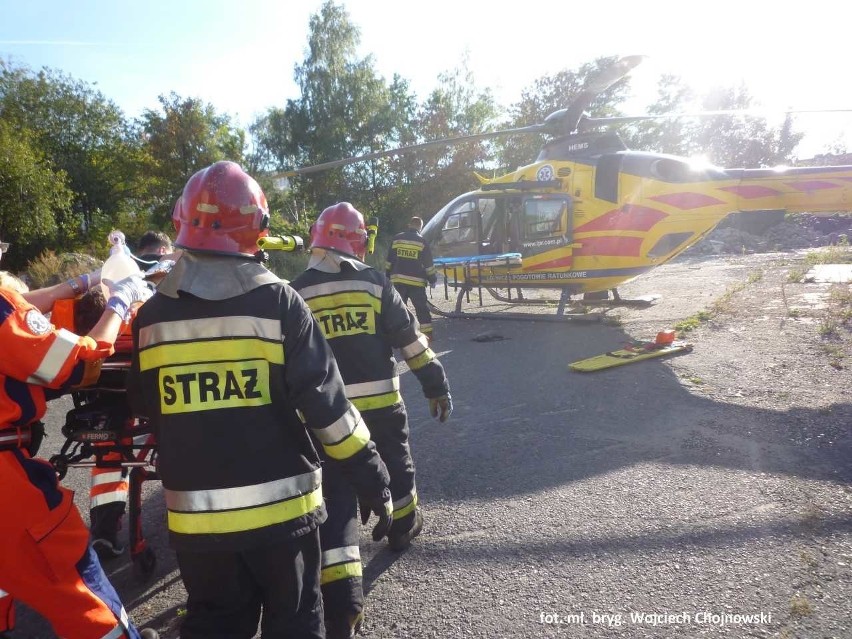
[11,252,852,638]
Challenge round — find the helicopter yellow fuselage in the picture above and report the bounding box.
[429,152,852,296]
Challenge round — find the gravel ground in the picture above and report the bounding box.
[11,247,852,639]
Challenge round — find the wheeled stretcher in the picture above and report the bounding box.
[49,301,160,580]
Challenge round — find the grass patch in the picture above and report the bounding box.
[674,310,713,335]
[803,238,852,266]
[818,284,852,338]
[799,550,819,568]
[787,266,809,283]
[790,595,813,618]
[24,250,102,289]
[674,274,760,336]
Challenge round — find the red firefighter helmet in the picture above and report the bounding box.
[172,161,269,257]
[309,202,368,259]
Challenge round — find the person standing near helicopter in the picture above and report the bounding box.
[385,216,438,341]
[291,202,452,638]
[127,164,393,639]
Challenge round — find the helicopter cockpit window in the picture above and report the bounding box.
[523,198,565,238]
[440,202,477,246]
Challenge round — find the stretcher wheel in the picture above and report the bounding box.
[132,546,157,580]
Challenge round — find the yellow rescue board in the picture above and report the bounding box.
[569,342,693,372]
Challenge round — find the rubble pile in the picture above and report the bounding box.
[685,214,851,256]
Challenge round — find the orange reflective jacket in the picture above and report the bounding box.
[0,288,112,429]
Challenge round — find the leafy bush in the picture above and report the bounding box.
[25,250,102,289]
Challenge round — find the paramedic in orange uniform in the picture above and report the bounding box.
[0,239,158,639]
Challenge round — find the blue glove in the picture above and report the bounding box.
[106,275,153,321]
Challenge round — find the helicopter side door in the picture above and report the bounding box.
[512,195,574,260]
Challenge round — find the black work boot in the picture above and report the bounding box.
[325,607,364,638]
[387,508,423,552]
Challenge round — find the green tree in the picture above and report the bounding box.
[0,120,75,271]
[0,59,150,241]
[691,84,803,167]
[626,74,696,156]
[251,0,418,225]
[390,62,497,231]
[141,92,246,226]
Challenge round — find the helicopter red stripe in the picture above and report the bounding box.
[784,180,839,191]
[574,236,643,257]
[650,192,725,209]
[718,185,781,198]
[526,255,574,271]
[574,205,667,233]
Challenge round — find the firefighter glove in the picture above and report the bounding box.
[429,393,453,423]
[359,487,394,541]
[107,275,153,322]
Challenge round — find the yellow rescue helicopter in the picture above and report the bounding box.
[273,56,852,317]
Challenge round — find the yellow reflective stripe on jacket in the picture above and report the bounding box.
[391,240,425,252]
[321,561,362,585]
[302,292,381,318]
[167,486,323,534]
[351,392,401,411]
[312,405,363,446]
[345,378,402,411]
[165,468,321,512]
[137,316,282,348]
[393,488,418,519]
[406,348,436,371]
[139,338,284,371]
[321,418,371,460]
[390,274,427,287]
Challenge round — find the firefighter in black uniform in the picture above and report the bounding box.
[127,164,393,639]
[291,202,452,638]
[385,216,438,340]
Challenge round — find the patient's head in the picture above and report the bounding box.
[74,287,107,334]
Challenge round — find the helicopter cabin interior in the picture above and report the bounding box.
[427,193,574,264]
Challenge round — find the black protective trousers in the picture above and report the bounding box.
[319,463,363,639]
[319,405,417,635]
[368,405,417,537]
[394,284,433,336]
[175,528,324,639]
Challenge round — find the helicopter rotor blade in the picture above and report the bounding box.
[579,108,852,129]
[272,55,648,180]
[556,55,647,136]
[271,124,549,178]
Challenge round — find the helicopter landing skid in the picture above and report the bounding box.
[573,290,661,308]
[427,286,603,323]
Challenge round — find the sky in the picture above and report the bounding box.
[2,0,851,161]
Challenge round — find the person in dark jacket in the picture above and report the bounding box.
[127,164,393,639]
[385,216,438,340]
[292,202,452,638]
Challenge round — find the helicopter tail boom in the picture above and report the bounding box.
[726,165,852,214]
